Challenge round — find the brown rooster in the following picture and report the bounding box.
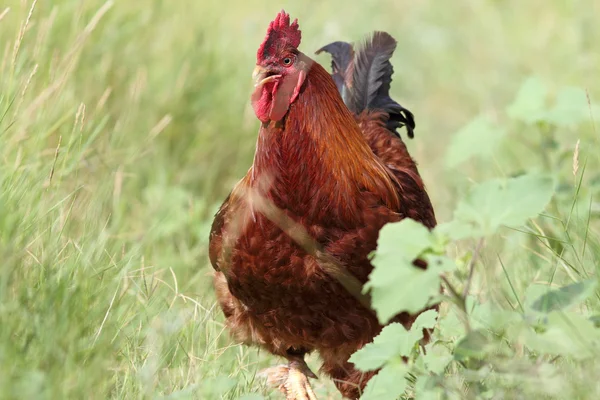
[209,10,436,399]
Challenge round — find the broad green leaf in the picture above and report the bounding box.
[434,220,476,241]
[367,266,441,324]
[423,342,453,375]
[350,324,407,371]
[438,308,464,338]
[396,328,426,357]
[525,311,600,359]
[524,283,551,310]
[445,115,507,168]
[360,361,409,400]
[452,174,554,237]
[453,330,491,361]
[424,254,457,273]
[506,76,548,124]
[530,279,597,313]
[376,218,433,263]
[470,301,523,332]
[367,219,439,323]
[413,309,439,331]
[547,86,589,127]
[367,257,416,291]
[350,323,422,371]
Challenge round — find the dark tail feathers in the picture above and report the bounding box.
[316,31,415,139]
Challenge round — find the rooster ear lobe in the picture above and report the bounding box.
[269,94,291,122]
[290,69,306,103]
[269,67,307,122]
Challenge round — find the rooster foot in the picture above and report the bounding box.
[260,359,318,400]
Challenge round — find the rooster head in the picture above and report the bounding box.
[251,10,309,123]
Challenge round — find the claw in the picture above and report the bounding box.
[260,360,318,400]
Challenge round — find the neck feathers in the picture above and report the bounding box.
[251,59,400,221]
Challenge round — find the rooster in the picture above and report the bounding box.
[209,10,436,399]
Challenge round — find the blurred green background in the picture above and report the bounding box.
[0,0,599,398]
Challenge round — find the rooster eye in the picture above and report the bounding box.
[282,57,293,66]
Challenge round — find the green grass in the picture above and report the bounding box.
[1,0,599,398]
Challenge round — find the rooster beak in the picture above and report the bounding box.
[253,65,281,88]
[252,65,266,81]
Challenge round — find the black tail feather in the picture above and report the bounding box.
[316,31,415,139]
[315,41,354,98]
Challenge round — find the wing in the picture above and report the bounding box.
[317,31,415,139]
[208,193,231,271]
[358,114,436,228]
[209,178,256,274]
[318,31,434,228]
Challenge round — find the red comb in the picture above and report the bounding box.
[257,10,302,61]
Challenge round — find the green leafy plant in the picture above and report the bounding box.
[2,1,599,398]
[353,77,600,399]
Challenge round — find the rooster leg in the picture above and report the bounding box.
[260,357,318,400]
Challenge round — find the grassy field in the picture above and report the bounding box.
[1,0,599,398]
